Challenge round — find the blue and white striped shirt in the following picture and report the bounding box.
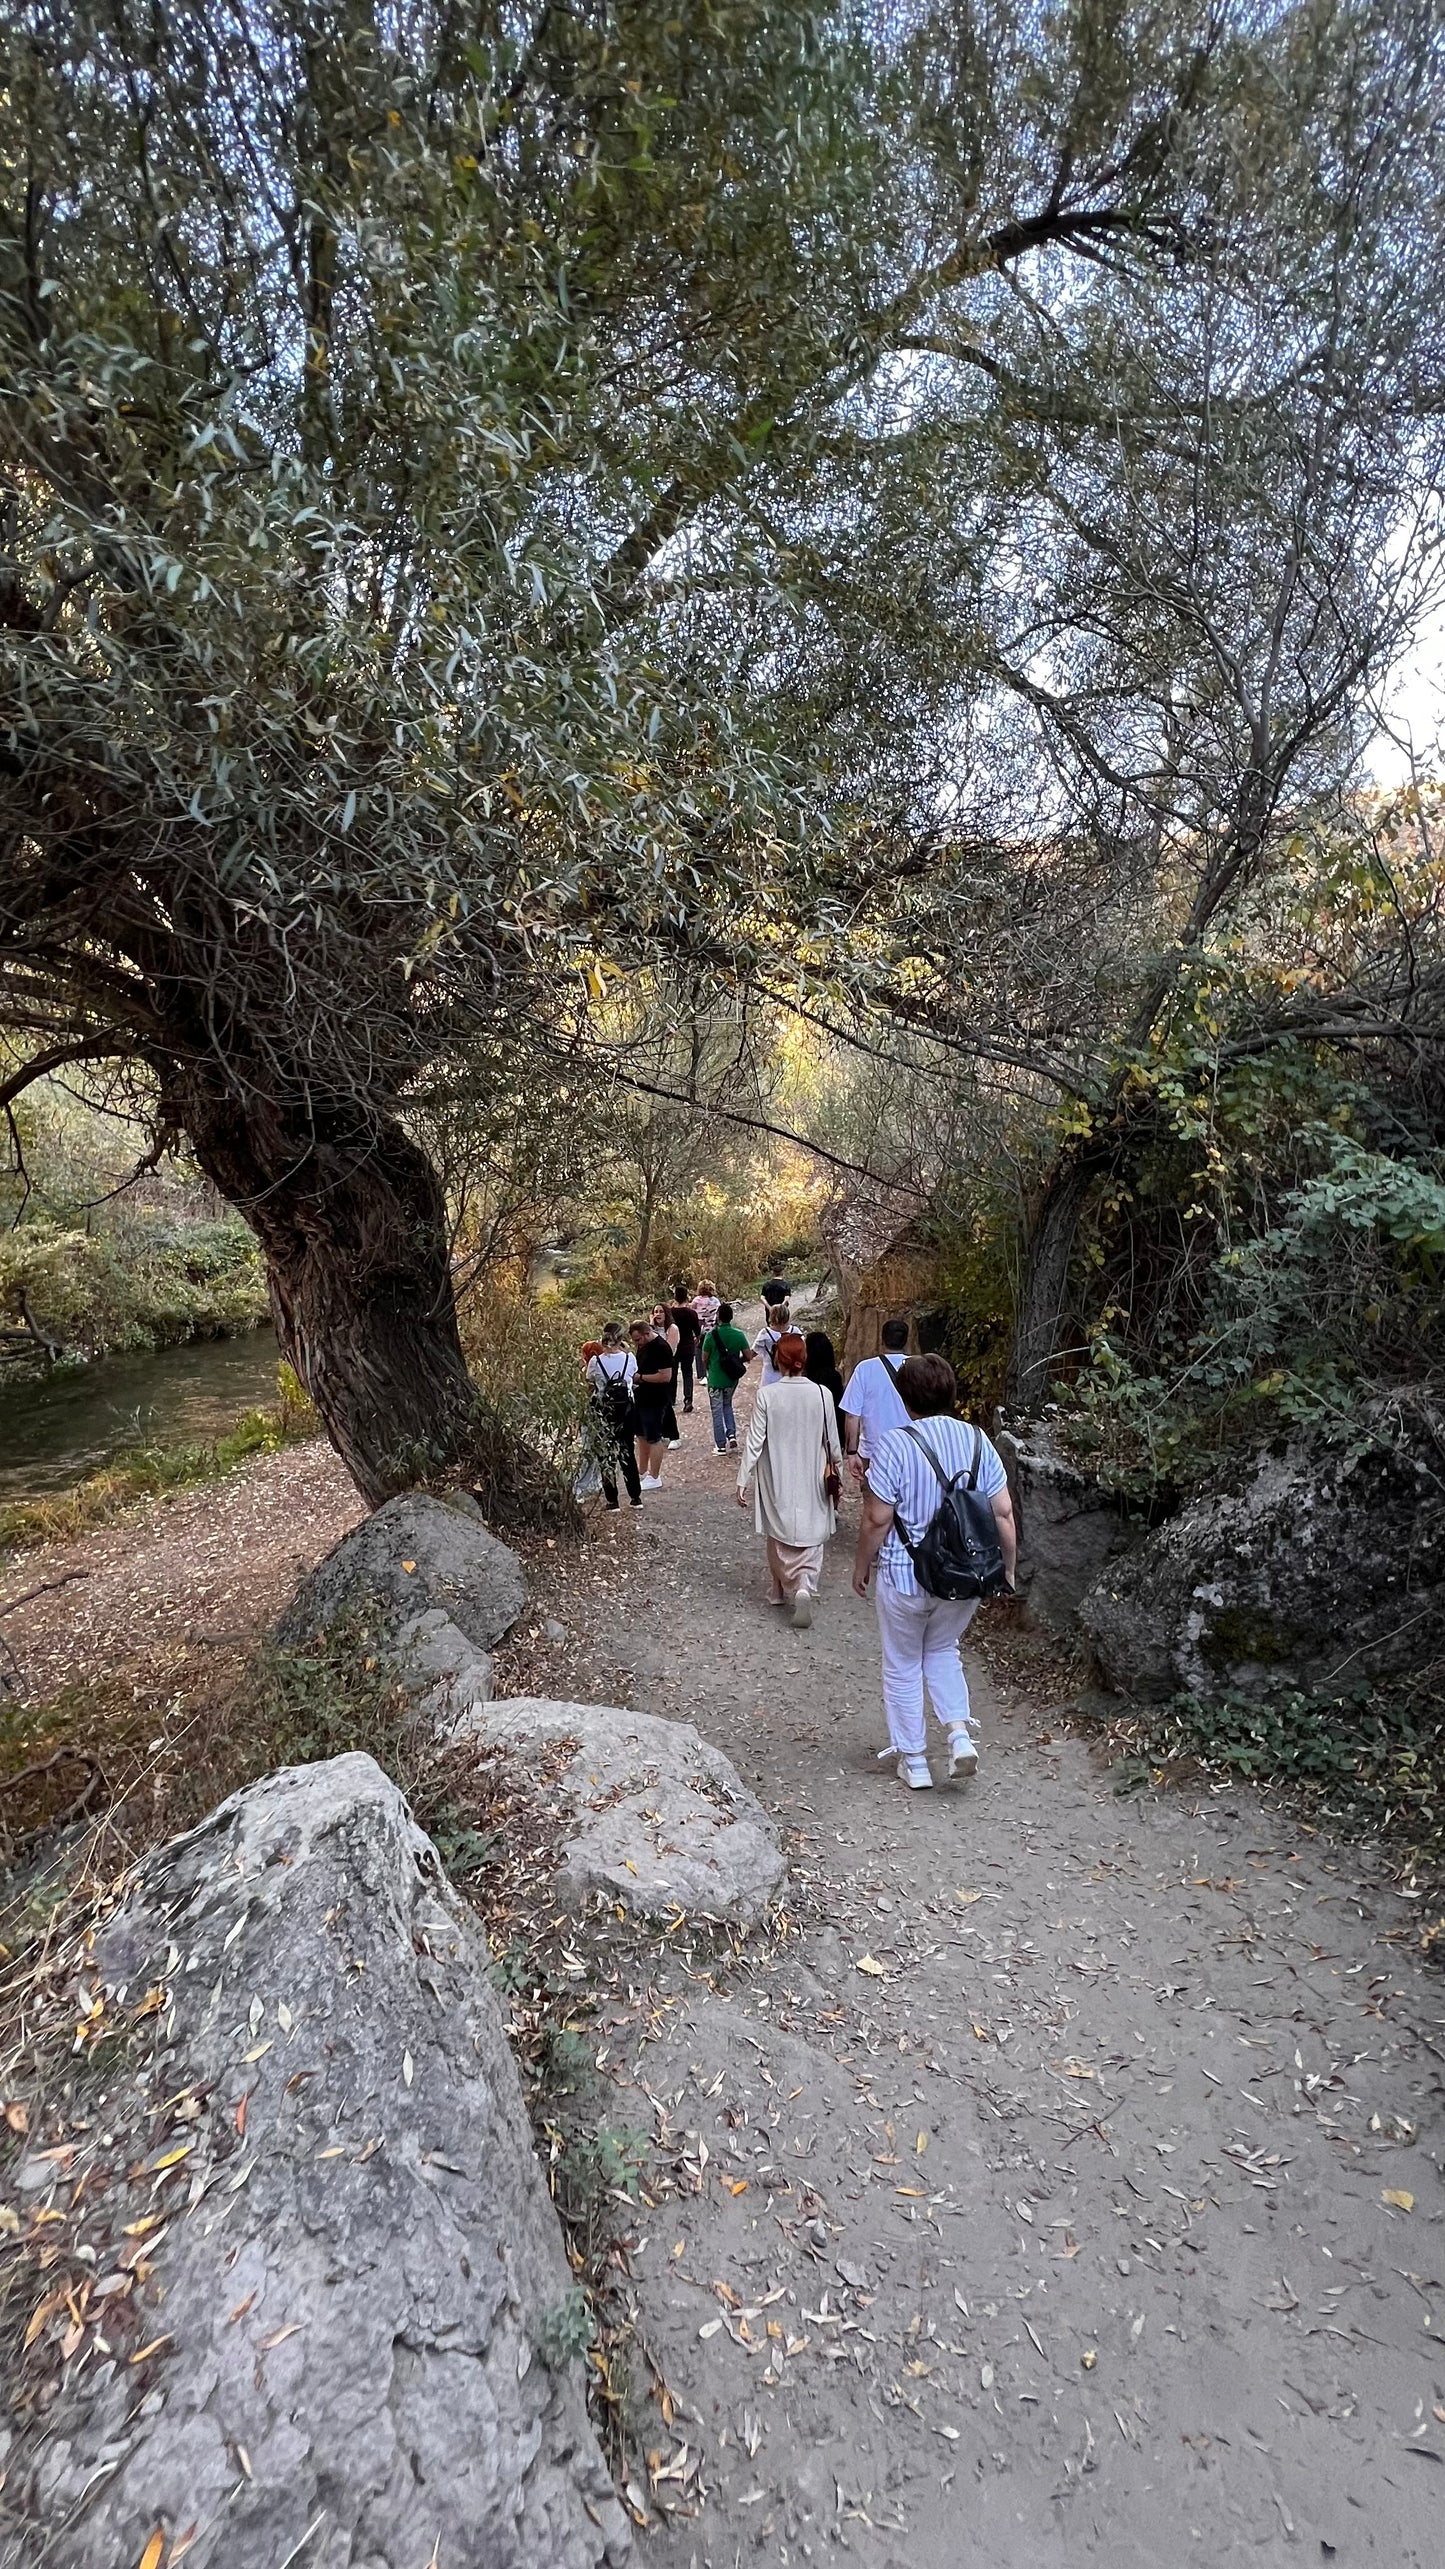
[868,1417,1008,1595]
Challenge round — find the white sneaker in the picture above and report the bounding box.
[639,1473,663,1490]
[713,1445,727,1456]
[900,1754,934,1790]
[791,1593,814,1629]
[947,1730,978,1779]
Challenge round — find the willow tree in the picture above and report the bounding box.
[1,0,1235,1509]
[0,0,885,1511]
[10,0,1398,1505]
[708,0,1445,1408]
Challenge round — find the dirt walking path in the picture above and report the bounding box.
[4,1329,1443,2563]
[511,1311,1445,2569]
[0,1440,364,1709]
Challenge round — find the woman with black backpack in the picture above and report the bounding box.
[850,1352,1017,1789]
[585,1321,642,1509]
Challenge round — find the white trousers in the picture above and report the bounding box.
[875,1581,979,1756]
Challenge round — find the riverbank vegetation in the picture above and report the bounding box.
[0,1368,318,1558]
[1,1072,267,1367]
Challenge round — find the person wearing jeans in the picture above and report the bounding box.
[701,1300,751,1451]
[851,1352,1016,1789]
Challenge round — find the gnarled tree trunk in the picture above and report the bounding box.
[166,1065,577,1532]
[1007,1147,1107,1413]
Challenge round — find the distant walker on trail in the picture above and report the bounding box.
[628,1317,676,1491]
[752,1300,792,1386]
[584,1321,640,1510]
[851,1352,1016,1789]
[700,1299,751,1452]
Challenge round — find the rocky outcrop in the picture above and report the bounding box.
[1080,1423,1445,1701]
[271,1495,781,1921]
[275,1489,528,1703]
[14,1756,629,2569]
[457,1696,786,1924]
[995,1421,1131,1631]
[278,1498,785,1926]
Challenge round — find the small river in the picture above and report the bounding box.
[0,1327,285,1504]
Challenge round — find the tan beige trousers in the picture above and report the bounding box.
[766,1537,825,1601]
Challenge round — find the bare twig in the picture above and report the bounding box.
[0,1570,91,1620]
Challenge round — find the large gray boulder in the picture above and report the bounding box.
[995,1421,1131,1631]
[457,1697,786,1926]
[11,1756,629,2569]
[1080,1422,1445,1702]
[275,1491,527,1702]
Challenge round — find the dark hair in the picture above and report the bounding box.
[897,1352,957,1416]
[804,1330,841,1394]
[881,1317,910,1351]
[716,1300,733,1323]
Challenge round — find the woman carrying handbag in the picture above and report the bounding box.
[735,1330,844,1629]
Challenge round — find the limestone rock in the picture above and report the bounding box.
[995,1422,1131,1631]
[459,1697,786,1925]
[275,1491,527,1685]
[1079,1420,1445,1701]
[14,1755,629,2569]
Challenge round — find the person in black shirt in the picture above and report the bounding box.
[648,1302,683,1444]
[670,1299,702,1413]
[629,1317,675,1489]
[761,1268,790,1312]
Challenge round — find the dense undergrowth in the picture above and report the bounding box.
[0,1210,268,1365]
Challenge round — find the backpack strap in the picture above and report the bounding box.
[900,1422,978,1495]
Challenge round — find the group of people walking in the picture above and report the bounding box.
[583,1276,1017,1790]
[583,1271,846,1500]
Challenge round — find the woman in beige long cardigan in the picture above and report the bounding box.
[735,1330,843,1628]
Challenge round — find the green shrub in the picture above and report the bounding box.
[0,1211,268,1359]
[456,1280,596,1480]
[1114,1670,1445,1908]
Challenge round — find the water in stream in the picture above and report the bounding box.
[0,1327,284,1505]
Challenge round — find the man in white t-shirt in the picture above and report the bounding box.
[839,1317,911,1485]
[852,1351,1016,1791]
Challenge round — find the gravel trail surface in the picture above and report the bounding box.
[511,1330,1445,2569]
[5,1352,1442,2563]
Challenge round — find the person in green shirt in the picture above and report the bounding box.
[700,1301,752,1452]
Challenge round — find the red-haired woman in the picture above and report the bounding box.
[735,1330,843,1628]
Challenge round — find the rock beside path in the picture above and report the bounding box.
[15,1755,628,2569]
[275,1489,528,1698]
[277,1498,786,1927]
[1080,1418,1445,1700]
[996,1420,1130,1630]
[458,1696,786,1924]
